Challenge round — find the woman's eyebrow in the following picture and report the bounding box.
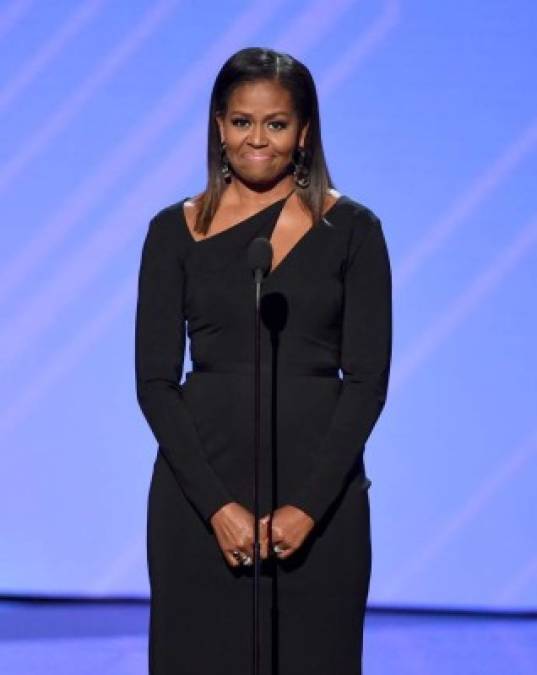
[229,110,292,118]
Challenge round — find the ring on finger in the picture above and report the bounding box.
[232,550,252,566]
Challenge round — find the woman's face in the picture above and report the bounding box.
[216,79,309,187]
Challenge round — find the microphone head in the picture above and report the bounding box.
[247,237,273,277]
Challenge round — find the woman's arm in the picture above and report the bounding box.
[289,209,393,524]
[135,212,234,525]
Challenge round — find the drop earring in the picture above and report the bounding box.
[292,146,310,188]
[220,141,232,183]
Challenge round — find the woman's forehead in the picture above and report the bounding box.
[228,80,292,107]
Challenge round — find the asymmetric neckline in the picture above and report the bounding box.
[179,190,346,279]
[180,190,295,246]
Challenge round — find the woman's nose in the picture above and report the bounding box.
[249,123,268,145]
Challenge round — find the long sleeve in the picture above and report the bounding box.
[135,214,235,525]
[289,210,392,524]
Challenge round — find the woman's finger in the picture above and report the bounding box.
[272,540,292,559]
[225,551,240,567]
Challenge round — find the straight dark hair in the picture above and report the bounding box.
[191,47,337,236]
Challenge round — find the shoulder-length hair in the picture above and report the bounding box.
[191,47,336,236]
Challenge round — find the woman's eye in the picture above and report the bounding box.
[230,119,287,130]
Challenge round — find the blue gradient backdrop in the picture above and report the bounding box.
[0,0,535,610]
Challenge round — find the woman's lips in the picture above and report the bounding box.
[244,153,273,161]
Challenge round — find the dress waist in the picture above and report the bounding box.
[190,360,340,378]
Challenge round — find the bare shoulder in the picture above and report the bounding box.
[326,187,342,209]
[321,188,344,218]
[183,192,204,210]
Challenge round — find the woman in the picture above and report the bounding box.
[135,47,392,675]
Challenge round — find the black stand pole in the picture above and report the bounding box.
[247,227,281,675]
[253,271,262,675]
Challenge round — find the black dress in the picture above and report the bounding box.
[135,190,392,675]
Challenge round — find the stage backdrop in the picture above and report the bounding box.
[1,0,535,610]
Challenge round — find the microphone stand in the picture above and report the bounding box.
[248,236,273,675]
[252,265,263,675]
[248,195,292,674]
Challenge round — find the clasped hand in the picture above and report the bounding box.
[210,502,315,567]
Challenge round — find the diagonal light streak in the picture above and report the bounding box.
[319,0,399,94]
[390,213,537,392]
[0,275,135,435]
[383,428,537,596]
[377,212,537,600]
[0,0,180,192]
[0,0,32,42]
[271,0,356,52]
[0,0,359,372]
[87,524,146,595]
[0,0,105,113]
[394,117,537,292]
[495,552,537,605]
[0,125,205,377]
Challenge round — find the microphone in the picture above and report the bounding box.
[247,237,273,283]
